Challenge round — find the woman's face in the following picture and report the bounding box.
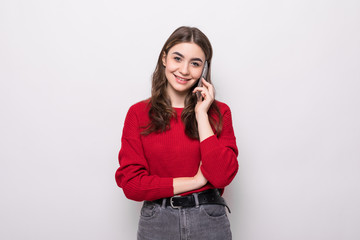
[162,42,206,97]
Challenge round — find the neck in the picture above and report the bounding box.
[166,87,188,108]
[170,96,186,108]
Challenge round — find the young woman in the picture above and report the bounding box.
[115,26,239,240]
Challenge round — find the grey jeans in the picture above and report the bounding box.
[137,197,232,240]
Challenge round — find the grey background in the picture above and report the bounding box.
[1,0,359,239]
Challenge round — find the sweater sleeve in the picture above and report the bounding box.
[115,105,174,201]
[200,104,239,188]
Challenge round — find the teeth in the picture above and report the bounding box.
[176,75,188,81]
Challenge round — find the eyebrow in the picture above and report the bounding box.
[171,51,203,63]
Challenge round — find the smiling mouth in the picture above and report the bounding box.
[174,74,191,81]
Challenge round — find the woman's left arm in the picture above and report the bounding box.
[193,79,239,188]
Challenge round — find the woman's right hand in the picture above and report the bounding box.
[193,162,208,188]
[173,162,208,195]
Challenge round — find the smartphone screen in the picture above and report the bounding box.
[196,61,208,101]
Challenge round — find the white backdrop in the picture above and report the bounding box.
[1,0,360,239]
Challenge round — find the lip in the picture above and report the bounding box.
[174,74,191,84]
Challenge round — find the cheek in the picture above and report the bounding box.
[164,64,174,75]
[191,69,202,79]
[164,58,178,71]
[165,63,177,74]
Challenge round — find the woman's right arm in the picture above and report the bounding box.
[173,164,207,195]
[115,135,174,201]
[115,104,206,201]
[116,137,207,200]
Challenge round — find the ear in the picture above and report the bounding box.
[162,52,166,67]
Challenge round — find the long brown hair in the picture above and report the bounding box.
[142,26,222,139]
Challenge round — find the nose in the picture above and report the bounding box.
[179,62,189,75]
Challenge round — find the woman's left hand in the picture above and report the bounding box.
[193,78,215,117]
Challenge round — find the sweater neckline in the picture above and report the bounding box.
[173,107,183,114]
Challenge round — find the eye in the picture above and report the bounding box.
[174,56,181,62]
[191,62,200,67]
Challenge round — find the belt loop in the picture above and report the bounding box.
[161,198,166,209]
[193,192,199,208]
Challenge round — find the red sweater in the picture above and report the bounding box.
[115,100,239,201]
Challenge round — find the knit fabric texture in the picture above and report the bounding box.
[115,100,239,201]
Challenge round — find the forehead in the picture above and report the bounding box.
[168,42,205,60]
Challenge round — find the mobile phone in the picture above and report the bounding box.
[196,61,208,101]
